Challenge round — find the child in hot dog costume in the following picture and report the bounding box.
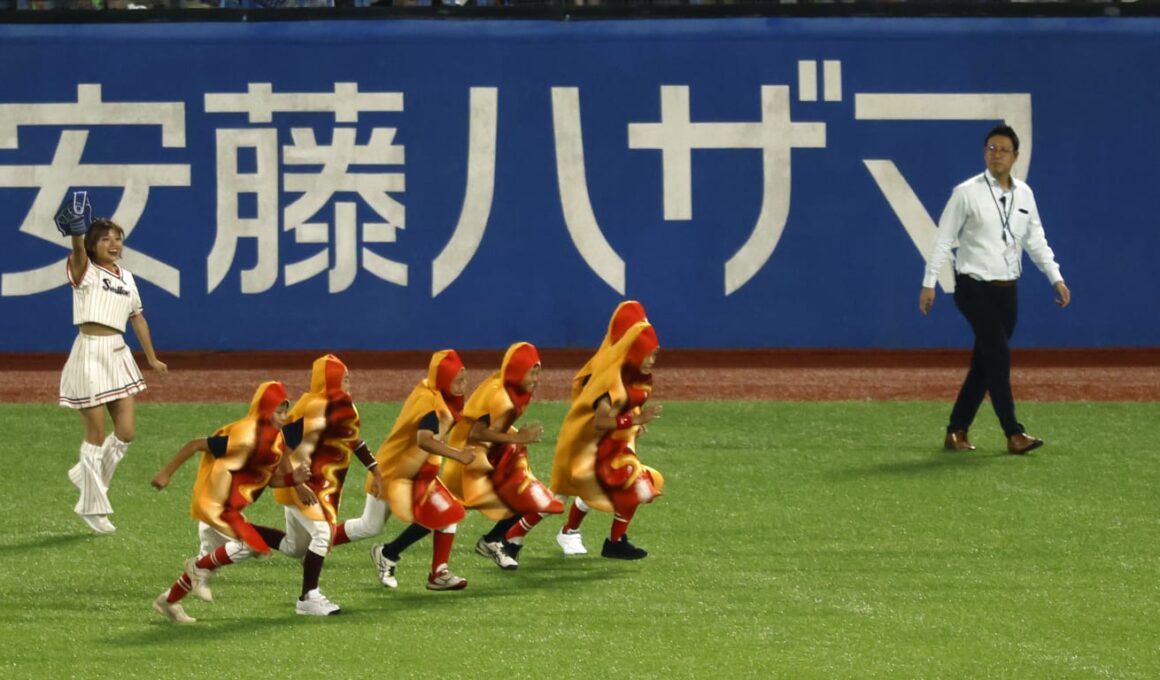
[441,342,563,569]
[551,321,664,560]
[272,354,376,616]
[349,350,475,591]
[150,381,304,623]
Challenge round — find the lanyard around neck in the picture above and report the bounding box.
[984,174,1015,243]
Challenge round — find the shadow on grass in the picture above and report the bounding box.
[0,532,94,555]
[114,613,362,645]
[111,557,629,645]
[358,556,631,603]
[829,449,1018,480]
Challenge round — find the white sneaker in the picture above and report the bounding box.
[296,590,341,616]
[474,537,518,570]
[370,544,398,589]
[426,567,467,591]
[556,529,587,555]
[152,591,196,624]
[80,514,116,535]
[183,557,214,603]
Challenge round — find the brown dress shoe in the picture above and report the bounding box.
[1007,432,1044,454]
[944,430,976,451]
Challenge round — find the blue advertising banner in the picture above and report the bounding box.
[0,18,1157,351]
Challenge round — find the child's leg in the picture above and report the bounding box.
[561,497,590,533]
[505,512,547,545]
[334,494,389,545]
[483,516,520,543]
[380,522,431,562]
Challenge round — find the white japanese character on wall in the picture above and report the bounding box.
[0,84,190,297]
[553,84,826,296]
[204,82,408,294]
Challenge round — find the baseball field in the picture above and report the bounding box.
[1,349,1157,678]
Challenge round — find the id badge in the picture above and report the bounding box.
[1003,242,1020,274]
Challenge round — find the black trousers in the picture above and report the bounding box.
[948,274,1025,437]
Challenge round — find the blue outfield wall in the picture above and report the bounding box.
[0,18,1157,352]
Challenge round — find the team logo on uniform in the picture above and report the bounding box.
[101,278,130,297]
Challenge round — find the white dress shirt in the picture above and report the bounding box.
[923,171,1063,289]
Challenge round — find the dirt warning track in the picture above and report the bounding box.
[3,348,1157,403]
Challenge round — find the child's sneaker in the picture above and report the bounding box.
[426,567,468,591]
[152,591,196,624]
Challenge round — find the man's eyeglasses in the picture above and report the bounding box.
[986,144,1015,155]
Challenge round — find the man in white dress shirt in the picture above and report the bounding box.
[919,125,1071,454]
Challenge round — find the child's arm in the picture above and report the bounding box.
[468,419,543,447]
[151,438,207,490]
[351,440,382,497]
[267,464,311,488]
[278,428,319,505]
[593,397,663,434]
[417,430,474,465]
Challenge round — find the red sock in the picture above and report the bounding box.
[562,502,588,533]
[196,545,235,571]
[166,574,191,603]
[333,522,350,546]
[431,531,454,574]
[610,509,635,543]
[506,513,545,541]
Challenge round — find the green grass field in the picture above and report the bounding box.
[2,400,1158,679]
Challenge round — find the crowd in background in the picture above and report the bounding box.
[0,0,1142,12]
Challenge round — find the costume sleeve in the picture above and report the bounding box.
[282,418,305,450]
[206,435,229,459]
[418,411,440,434]
[486,389,512,425]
